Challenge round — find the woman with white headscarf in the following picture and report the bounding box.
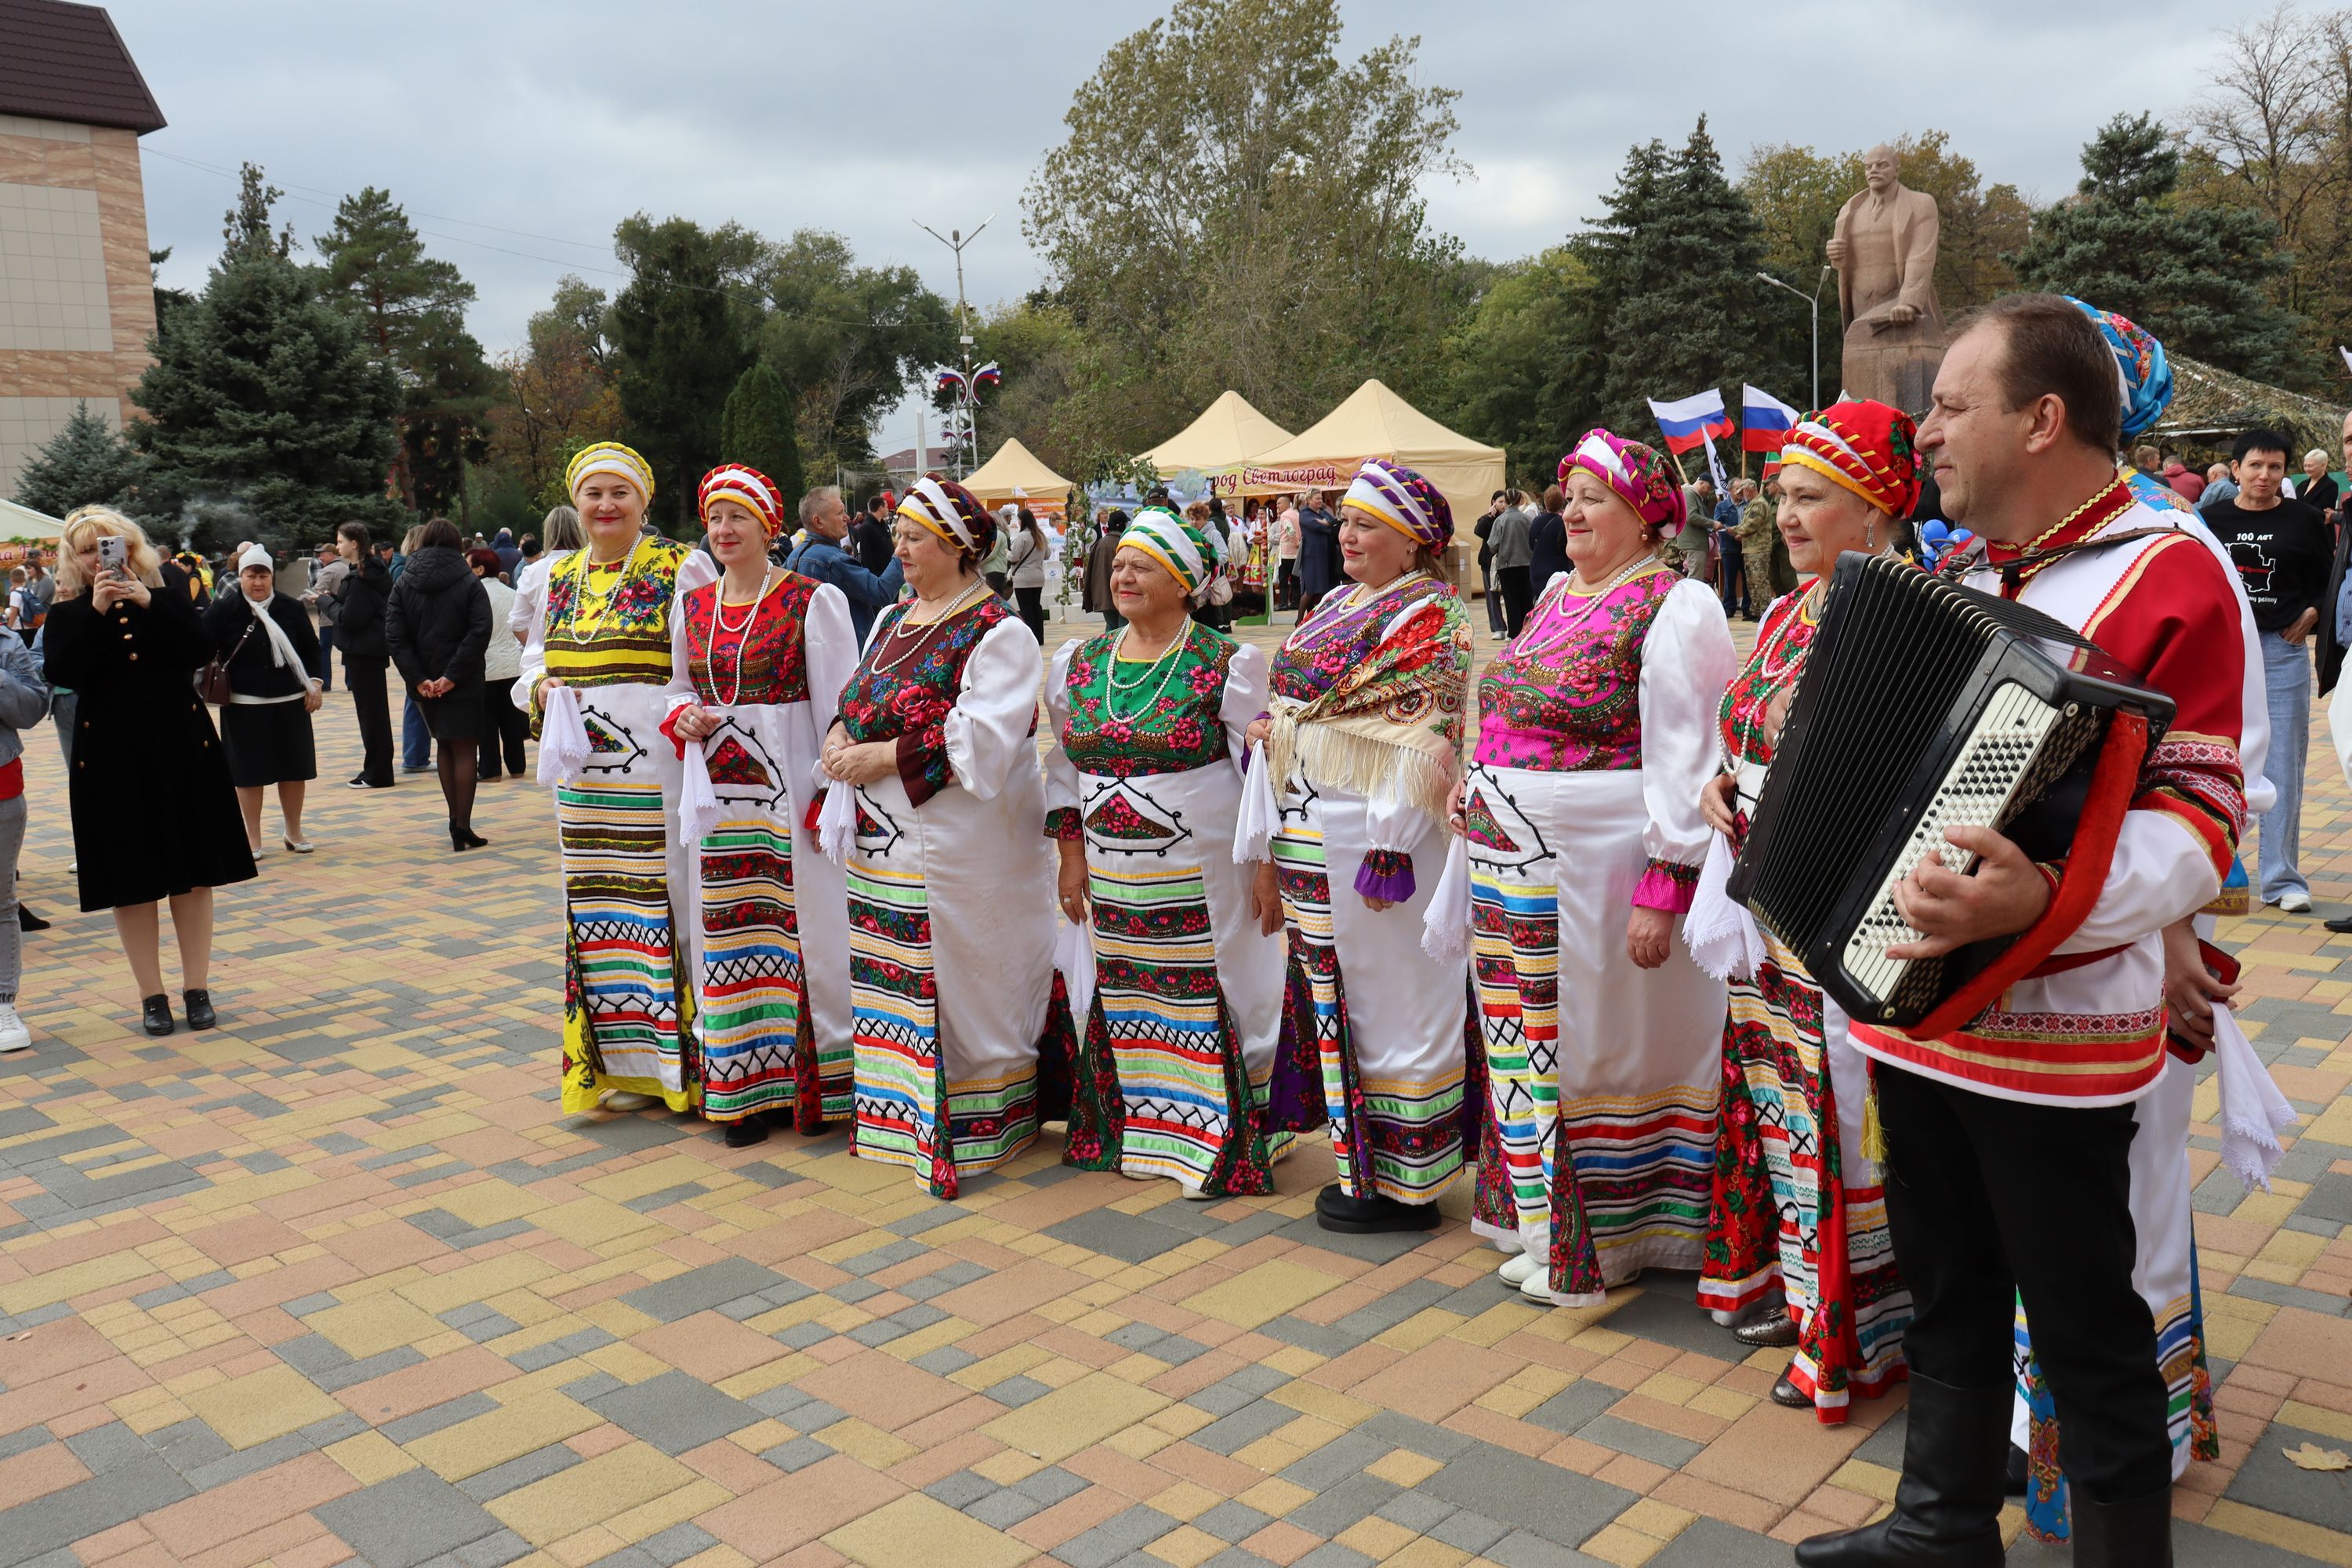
[203,543,324,853]
[1044,506,1286,1198]
[822,477,1064,1198]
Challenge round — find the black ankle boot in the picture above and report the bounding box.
[141,994,174,1036]
[1794,1371,2009,1566]
[182,989,216,1031]
[722,1116,768,1149]
[2070,1486,2172,1567]
[1314,1182,1440,1234]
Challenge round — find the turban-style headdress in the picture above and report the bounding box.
[1778,400,1922,520]
[1341,457,1454,551]
[1120,506,1232,607]
[1559,429,1688,532]
[2067,297,2173,441]
[895,476,995,558]
[696,463,786,537]
[565,441,656,504]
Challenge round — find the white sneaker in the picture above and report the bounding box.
[0,1004,28,1053]
[1519,1270,1556,1303]
[1497,1252,1540,1286]
[600,1091,660,1112]
[2281,890,2314,913]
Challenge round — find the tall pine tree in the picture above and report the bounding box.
[10,401,151,519]
[2013,114,2299,381]
[608,216,761,529]
[133,182,401,548]
[315,188,497,519]
[719,363,804,513]
[1595,118,1791,450]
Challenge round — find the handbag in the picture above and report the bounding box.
[194,619,254,706]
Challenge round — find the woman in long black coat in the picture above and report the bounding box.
[203,546,324,854]
[42,508,255,1037]
[387,517,492,850]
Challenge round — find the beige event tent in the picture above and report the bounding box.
[962,437,1074,520]
[1138,390,1294,477]
[0,497,62,545]
[1214,378,1504,534]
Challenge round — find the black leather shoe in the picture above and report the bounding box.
[722,1116,768,1149]
[141,994,174,1036]
[2070,1484,2173,1566]
[2326,913,2352,934]
[1733,1312,1800,1348]
[1315,1182,1441,1234]
[2004,1442,2030,1497]
[182,989,216,1031]
[17,906,48,932]
[1771,1366,1809,1408]
[1794,1370,2009,1566]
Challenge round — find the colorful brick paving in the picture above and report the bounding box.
[3,607,2351,1566]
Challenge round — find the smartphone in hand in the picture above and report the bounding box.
[97,536,128,577]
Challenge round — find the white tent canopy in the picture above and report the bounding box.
[0,497,63,544]
[1138,390,1294,477]
[1212,378,1505,532]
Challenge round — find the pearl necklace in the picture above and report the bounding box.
[1506,551,1661,664]
[866,579,985,676]
[1103,622,1194,721]
[1283,569,1427,652]
[707,568,779,710]
[570,538,647,633]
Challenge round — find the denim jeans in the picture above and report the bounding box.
[2258,630,2310,903]
[0,793,20,1003]
[402,691,432,771]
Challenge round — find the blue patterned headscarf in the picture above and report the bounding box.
[2068,298,2172,440]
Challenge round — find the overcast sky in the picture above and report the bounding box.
[106,0,2259,455]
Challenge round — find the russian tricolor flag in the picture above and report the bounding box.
[1742,385,1799,452]
[1646,390,1733,456]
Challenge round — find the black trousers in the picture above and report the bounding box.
[479,677,527,778]
[1497,565,1533,639]
[1877,1064,2172,1504]
[1013,585,1047,646]
[344,654,394,786]
[1718,544,1747,616]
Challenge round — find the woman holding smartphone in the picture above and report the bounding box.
[42,507,254,1036]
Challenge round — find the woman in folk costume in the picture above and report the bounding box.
[519,441,716,1115]
[1693,401,1921,1417]
[1045,507,1287,1198]
[662,464,858,1148]
[822,477,1065,1197]
[1457,430,1735,1305]
[1242,458,1473,1235]
[2002,302,2291,1545]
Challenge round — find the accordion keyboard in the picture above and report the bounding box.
[1839,681,2062,1013]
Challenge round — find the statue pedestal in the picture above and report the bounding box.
[1842,325,1945,416]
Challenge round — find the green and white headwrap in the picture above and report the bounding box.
[1120,506,1229,606]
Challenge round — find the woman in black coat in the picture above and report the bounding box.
[203,546,324,854]
[387,517,493,850]
[42,508,256,1036]
[332,521,395,789]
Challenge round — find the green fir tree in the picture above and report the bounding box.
[719,362,804,515]
[10,401,152,520]
[608,215,762,529]
[2013,114,2300,381]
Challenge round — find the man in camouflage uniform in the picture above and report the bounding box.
[1737,477,1791,608]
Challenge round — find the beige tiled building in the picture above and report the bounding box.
[0,0,165,499]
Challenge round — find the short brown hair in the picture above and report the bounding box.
[416,517,463,551]
[1950,293,2122,456]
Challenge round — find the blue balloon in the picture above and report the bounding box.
[1920,520,1949,543]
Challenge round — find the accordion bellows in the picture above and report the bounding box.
[1728,554,2176,1033]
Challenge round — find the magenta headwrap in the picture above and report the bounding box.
[1559,428,1688,533]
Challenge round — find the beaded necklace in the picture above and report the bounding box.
[866,579,986,677]
[706,568,779,709]
[1102,622,1196,724]
[1505,552,1662,665]
[1283,569,1427,653]
[567,537,649,637]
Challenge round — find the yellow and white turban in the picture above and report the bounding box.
[1120,506,1229,606]
[895,476,994,557]
[566,441,656,504]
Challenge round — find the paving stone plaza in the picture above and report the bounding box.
[4,616,2352,1567]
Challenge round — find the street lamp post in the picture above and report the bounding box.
[1755,266,1834,411]
[916,216,993,478]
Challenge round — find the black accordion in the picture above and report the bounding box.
[1726,553,2176,1032]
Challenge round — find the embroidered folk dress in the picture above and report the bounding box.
[1043,625,1287,1196]
[519,536,717,1115]
[1465,566,1735,1306]
[1697,579,1912,1422]
[662,572,858,1127]
[1263,572,1472,1205]
[836,592,1060,1196]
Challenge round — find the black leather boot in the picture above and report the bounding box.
[1315,1182,1440,1233]
[2069,1486,2172,1567]
[1794,1371,2009,1566]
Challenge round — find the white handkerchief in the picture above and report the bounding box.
[536,684,590,787]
